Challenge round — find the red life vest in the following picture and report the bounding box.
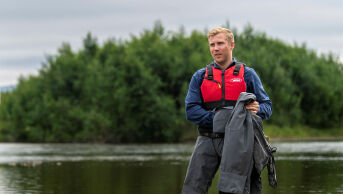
[200,62,246,110]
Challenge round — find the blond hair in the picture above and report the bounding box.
[208,27,234,43]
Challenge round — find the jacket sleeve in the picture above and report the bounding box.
[185,69,214,128]
[244,67,272,120]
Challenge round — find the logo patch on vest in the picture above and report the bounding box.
[230,78,242,83]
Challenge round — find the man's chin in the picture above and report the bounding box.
[215,59,224,64]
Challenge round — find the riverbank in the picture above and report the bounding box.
[180,124,343,143]
[264,124,343,142]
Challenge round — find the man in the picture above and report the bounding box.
[182,27,272,194]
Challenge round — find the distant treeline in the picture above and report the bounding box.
[1,21,343,143]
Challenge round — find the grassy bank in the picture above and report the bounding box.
[180,124,343,143]
[264,124,343,141]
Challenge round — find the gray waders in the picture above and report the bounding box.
[182,93,263,194]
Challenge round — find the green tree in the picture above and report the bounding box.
[1,22,343,143]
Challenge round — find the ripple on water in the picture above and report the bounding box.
[0,142,343,164]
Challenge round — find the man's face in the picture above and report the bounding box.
[209,33,234,66]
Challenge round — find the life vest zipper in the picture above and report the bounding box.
[222,70,225,100]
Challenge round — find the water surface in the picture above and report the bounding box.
[0,142,342,194]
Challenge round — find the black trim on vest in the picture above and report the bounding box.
[207,62,245,76]
[206,62,214,80]
[233,62,243,75]
[204,62,221,86]
[203,100,237,110]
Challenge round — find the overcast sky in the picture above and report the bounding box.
[1,0,343,87]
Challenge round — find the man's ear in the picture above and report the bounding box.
[231,42,235,49]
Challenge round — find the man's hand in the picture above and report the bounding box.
[245,101,259,114]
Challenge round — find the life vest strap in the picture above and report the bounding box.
[206,62,245,77]
[206,62,214,80]
[233,62,244,75]
[203,100,237,110]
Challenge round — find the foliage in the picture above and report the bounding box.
[1,22,343,142]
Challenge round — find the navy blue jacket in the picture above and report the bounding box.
[185,59,272,128]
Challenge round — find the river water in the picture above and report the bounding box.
[0,141,342,194]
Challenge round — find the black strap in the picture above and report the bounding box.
[233,62,244,75]
[198,126,213,133]
[206,63,214,80]
[207,62,244,76]
[199,132,224,138]
[203,100,237,110]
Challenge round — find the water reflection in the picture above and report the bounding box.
[1,141,343,164]
[0,141,342,194]
[0,143,193,164]
[274,141,343,154]
[273,141,343,161]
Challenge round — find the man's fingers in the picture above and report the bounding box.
[245,101,259,114]
[246,105,258,109]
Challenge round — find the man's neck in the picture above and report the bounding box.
[216,59,233,70]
